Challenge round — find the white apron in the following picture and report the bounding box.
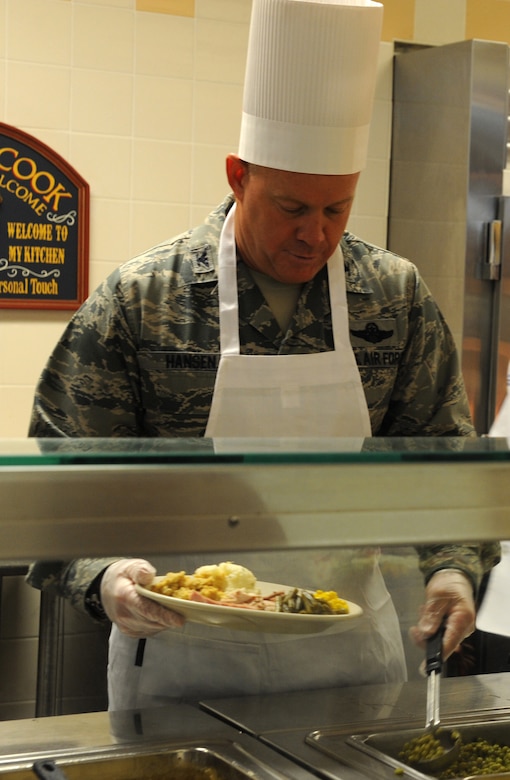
[204,205,372,438]
[107,207,406,710]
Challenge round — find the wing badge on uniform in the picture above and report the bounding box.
[350,322,394,344]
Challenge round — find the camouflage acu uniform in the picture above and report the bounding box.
[27,195,500,616]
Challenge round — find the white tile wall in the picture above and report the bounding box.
[135,12,194,77]
[0,0,394,719]
[72,4,135,72]
[7,0,72,66]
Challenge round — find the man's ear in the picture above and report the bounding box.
[226,154,249,199]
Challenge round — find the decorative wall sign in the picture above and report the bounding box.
[0,123,89,310]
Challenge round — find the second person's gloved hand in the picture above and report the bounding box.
[409,568,475,663]
[100,558,185,638]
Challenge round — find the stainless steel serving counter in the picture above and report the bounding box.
[3,674,510,780]
[0,701,317,780]
[2,437,510,561]
[2,436,510,742]
[201,672,510,779]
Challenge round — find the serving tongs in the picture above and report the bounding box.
[413,621,461,774]
[425,620,444,731]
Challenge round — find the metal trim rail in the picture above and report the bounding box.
[1,459,509,561]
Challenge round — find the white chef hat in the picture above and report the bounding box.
[238,0,383,175]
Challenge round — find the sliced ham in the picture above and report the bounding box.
[188,589,285,611]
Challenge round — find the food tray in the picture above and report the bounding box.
[308,718,510,779]
[0,744,291,780]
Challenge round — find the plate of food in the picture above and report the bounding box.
[135,561,363,634]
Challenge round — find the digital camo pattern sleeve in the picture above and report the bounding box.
[26,271,144,611]
[416,542,501,595]
[345,240,501,589]
[25,558,120,619]
[26,202,228,615]
[29,200,227,439]
[343,233,475,437]
[28,269,145,437]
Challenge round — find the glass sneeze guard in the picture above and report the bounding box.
[1,436,510,562]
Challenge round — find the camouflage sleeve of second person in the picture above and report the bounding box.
[417,542,501,599]
[25,558,120,621]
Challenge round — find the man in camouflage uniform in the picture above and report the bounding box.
[31,192,474,441]
[27,183,500,707]
[27,0,500,708]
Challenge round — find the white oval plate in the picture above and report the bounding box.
[135,579,363,634]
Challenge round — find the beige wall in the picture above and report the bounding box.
[0,0,508,721]
[382,0,510,46]
[466,0,510,44]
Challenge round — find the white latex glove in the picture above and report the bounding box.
[100,558,185,638]
[409,569,476,663]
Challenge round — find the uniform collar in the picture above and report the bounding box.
[184,196,235,277]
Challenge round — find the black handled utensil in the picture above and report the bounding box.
[32,760,69,780]
[413,620,461,774]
